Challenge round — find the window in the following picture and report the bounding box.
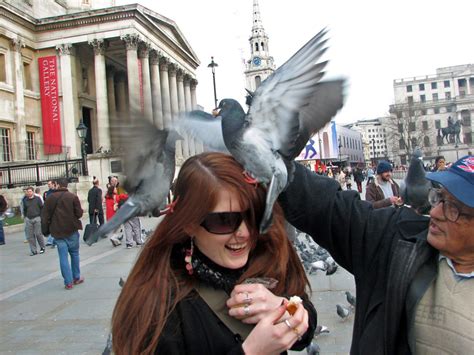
[0,128,12,162]
[0,53,6,83]
[446,106,453,113]
[432,93,438,101]
[434,107,440,114]
[464,133,472,144]
[396,111,402,118]
[411,138,417,148]
[422,121,428,130]
[261,42,264,51]
[435,120,441,129]
[445,92,451,100]
[444,80,450,88]
[406,85,412,92]
[437,136,443,146]
[424,136,430,147]
[399,139,405,150]
[431,82,437,89]
[407,96,414,105]
[398,123,403,133]
[419,83,425,91]
[409,122,416,132]
[421,109,427,115]
[23,62,32,90]
[26,131,36,160]
[255,76,261,88]
[420,95,426,103]
[255,43,259,51]
[463,115,471,126]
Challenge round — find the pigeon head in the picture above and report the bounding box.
[216,99,245,118]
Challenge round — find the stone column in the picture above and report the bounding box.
[11,39,26,160]
[168,63,183,160]
[106,66,116,118]
[159,57,172,129]
[176,69,189,158]
[89,39,110,151]
[115,71,127,114]
[149,49,163,129]
[184,74,196,156]
[190,79,203,153]
[138,42,153,122]
[56,43,79,158]
[121,34,140,115]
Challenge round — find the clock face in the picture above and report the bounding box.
[253,56,262,66]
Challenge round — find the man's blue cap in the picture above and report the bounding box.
[426,155,474,208]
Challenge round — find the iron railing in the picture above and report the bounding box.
[0,159,83,188]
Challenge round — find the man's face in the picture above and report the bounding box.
[25,189,34,198]
[111,177,118,186]
[47,181,55,189]
[379,171,392,181]
[428,189,474,264]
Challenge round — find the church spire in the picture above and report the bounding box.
[252,0,265,33]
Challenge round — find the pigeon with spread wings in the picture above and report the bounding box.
[180,28,344,233]
[93,114,182,240]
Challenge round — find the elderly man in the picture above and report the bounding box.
[365,160,401,208]
[279,155,474,354]
[23,186,45,255]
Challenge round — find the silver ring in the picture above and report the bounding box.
[243,304,250,316]
[284,319,292,330]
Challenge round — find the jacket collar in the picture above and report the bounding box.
[395,207,430,241]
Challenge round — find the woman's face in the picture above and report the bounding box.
[192,188,253,270]
[437,159,446,170]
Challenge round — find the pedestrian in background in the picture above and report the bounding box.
[23,186,45,255]
[366,165,375,186]
[0,194,7,245]
[365,160,401,209]
[105,186,122,246]
[41,178,84,290]
[44,180,57,248]
[87,177,104,227]
[432,155,446,172]
[118,196,142,249]
[353,167,365,193]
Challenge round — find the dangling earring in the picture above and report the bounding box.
[184,238,194,275]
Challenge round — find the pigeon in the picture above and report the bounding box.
[325,256,338,275]
[180,28,344,233]
[306,342,321,355]
[399,148,431,214]
[119,277,125,288]
[93,114,182,240]
[311,260,328,272]
[345,291,356,308]
[336,304,350,321]
[314,325,330,337]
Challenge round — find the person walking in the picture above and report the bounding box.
[365,160,401,209]
[0,194,7,245]
[41,178,84,289]
[23,186,45,255]
[87,177,104,227]
[44,180,57,248]
[353,167,365,193]
[105,186,122,246]
[366,165,375,186]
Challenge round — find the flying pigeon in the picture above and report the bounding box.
[93,114,182,240]
[399,148,431,214]
[345,291,356,308]
[336,304,350,321]
[306,342,321,355]
[179,29,344,233]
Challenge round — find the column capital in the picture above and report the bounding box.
[149,49,162,65]
[11,38,25,52]
[176,68,184,81]
[168,63,177,76]
[183,73,192,85]
[159,57,170,71]
[88,38,107,55]
[56,43,74,56]
[138,41,152,59]
[190,78,198,89]
[121,33,140,50]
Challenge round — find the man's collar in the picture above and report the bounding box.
[439,255,474,279]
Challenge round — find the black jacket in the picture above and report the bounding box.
[279,164,436,355]
[87,186,103,214]
[41,189,83,238]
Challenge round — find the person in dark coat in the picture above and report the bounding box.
[278,155,474,354]
[111,152,317,354]
[353,167,365,193]
[0,194,7,245]
[87,177,104,226]
[365,160,401,208]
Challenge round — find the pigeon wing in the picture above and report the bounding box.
[178,110,229,153]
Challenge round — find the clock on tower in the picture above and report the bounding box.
[252,56,262,66]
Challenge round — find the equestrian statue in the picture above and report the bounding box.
[438,116,463,145]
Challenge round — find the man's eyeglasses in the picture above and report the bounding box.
[428,188,473,222]
[200,210,250,235]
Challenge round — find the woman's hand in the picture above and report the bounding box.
[242,301,309,355]
[227,283,285,324]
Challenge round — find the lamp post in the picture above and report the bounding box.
[371,139,376,166]
[318,132,323,160]
[76,119,89,176]
[207,56,218,108]
[338,137,342,168]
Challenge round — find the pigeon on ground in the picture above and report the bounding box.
[325,256,338,275]
[336,304,351,321]
[93,114,182,240]
[118,277,125,288]
[306,342,321,355]
[180,29,344,233]
[314,325,330,337]
[399,148,431,214]
[345,291,356,308]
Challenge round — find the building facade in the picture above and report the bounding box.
[244,0,275,92]
[389,64,473,165]
[0,0,201,168]
[347,118,390,165]
[337,124,365,166]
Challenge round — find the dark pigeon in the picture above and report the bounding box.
[399,148,431,214]
[314,325,330,337]
[336,304,350,321]
[180,29,344,233]
[93,114,182,240]
[345,291,356,308]
[306,342,321,355]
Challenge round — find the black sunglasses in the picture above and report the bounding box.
[200,210,250,235]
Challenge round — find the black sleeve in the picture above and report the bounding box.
[278,162,398,276]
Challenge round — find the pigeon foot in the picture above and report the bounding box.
[242,171,259,188]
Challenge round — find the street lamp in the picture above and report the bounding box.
[76,119,89,176]
[338,137,342,168]
[207,56,218,108]
[318,132,323,160]
[371,139,376,166]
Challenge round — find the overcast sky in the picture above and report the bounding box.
[116,0,474,124]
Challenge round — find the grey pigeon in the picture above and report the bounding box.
[119,277,125,288]
[93,114,182,240]
[180,29,344,233]
[325,260,338,276]
[345,291,356,308]
[306,342,320,355]
[336,304,350,321]
[314,325,330,337]
[311,260,328,272]
[399,148,431,214]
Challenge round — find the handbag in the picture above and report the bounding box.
[42,192,65,236]
[83,213,100,246]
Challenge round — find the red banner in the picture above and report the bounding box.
[38,56,62,154]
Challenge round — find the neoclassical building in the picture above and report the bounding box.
[0,0,201,167]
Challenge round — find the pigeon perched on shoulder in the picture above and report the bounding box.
[345,291,356,308]
[93,113,182,240]
[180,29,344,233]
[336,304,351,321]
[399,148,431,214]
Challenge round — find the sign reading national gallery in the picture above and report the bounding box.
[38,56,62,154]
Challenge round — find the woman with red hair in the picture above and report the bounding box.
[112,152,316,354]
